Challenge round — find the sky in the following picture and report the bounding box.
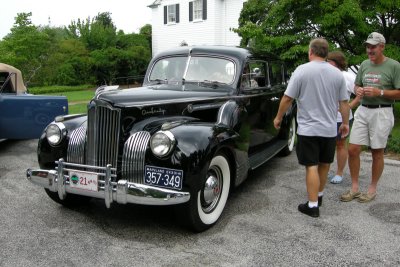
[0,0,153,39]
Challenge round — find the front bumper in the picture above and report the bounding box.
[26,159,190,208]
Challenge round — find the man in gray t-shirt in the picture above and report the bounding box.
[274,38,350,218]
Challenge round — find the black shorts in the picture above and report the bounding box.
[296,135,336,166]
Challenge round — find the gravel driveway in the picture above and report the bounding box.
[1,139,399,266]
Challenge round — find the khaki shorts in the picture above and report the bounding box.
[349,105,394,149]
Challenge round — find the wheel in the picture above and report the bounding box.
[279,116,296,156]
[44,189,91,207]
[181,153,231,232]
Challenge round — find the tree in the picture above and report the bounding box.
[40,38,94,85]
[0,12,152,86]
[235,0,400,70]
[66,12,117,51]
[139,24,152,48]
[0,12,53,84]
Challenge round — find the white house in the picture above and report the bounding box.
[148,0,247,56]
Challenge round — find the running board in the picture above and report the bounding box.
[248,140,288,170]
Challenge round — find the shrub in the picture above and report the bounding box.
[387,136,400,154]
[29,85,94,95]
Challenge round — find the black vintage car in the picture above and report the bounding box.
[26,46,296,232]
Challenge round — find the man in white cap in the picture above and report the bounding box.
[340,32,400,203]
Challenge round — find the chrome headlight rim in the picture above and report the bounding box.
[150,130,176,158]
[45,122,67,146]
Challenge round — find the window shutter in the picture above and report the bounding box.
[203,0,207,20]
[189,2,193,22]
[176,4,180,23]
[164,6,167,24]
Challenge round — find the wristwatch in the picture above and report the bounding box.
[380,90,384,97]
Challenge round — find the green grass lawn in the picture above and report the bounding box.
[68,103,89,114]
[48,90,95,102]
[48,90,95,115]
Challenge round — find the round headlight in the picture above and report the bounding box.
[46,123,66,146]
[150,131,175,157]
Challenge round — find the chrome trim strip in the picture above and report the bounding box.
[122,131,151,183]
[67,124,86,164]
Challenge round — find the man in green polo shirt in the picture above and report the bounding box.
[341,32,400,203]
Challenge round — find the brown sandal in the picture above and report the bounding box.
[340,190,361,202]
[357,192,376,203]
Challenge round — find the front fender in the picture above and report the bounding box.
[150,121,238,192]
[216,100,244,131]
[38,114,87,169]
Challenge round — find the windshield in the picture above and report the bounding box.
[149,56,236,85]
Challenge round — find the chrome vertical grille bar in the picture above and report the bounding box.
[122,131,151,183]
[86,101,121,168]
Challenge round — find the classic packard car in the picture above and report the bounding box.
[0,63,68,139]
[26,46,296,231]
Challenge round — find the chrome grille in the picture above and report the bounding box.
[86,102,121,168]
[67,125,87,164]
[122,131,151,183]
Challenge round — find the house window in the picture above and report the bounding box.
[189,0,207,21]
[168,5,176,22]
[193,0,202,20]
[164,4,180,24]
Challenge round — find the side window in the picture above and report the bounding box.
[189,0,207,21]
[164,4,180,24]
[269,62,287,85]
[0,72,14,94]
[242,61,268,89]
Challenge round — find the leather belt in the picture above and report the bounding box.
[361,104,392,109]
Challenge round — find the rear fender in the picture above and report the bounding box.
[279,102,297,138]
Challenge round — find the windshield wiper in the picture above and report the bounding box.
[149,79,168,85]
[185,80,227,89]
[200,80,227,89]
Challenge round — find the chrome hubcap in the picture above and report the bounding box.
[202,167,222,213]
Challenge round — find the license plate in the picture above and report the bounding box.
[69,170,98,192]
[144,166,183,190]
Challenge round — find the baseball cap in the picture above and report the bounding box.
[364,32,386,45]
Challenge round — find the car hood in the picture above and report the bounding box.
[96,84,232,108]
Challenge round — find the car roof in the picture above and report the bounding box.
[153,45,253,62]
[0,63,27,94]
